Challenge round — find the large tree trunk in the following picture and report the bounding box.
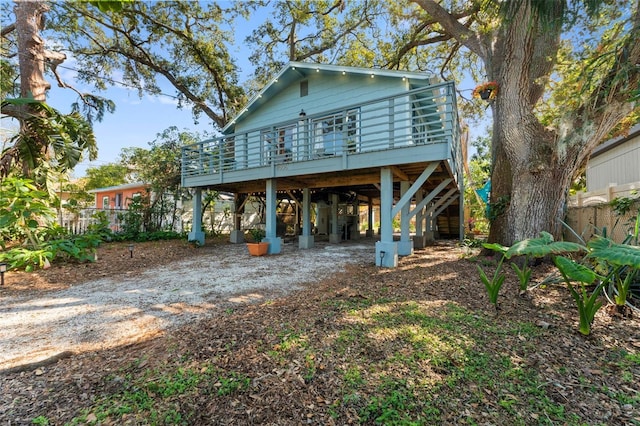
[484,1,566,246]
[9,1,51,177]
[486,119,512,245]
[503,156,574,245]
[15,1,50,101]
[414,0,639,247]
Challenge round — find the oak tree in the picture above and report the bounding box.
[402,0,639,245]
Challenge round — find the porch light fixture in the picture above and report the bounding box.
[128,244,134,258]
[299,109,306,117]
[342,71,346,75]
[0,263,6,286]
[370,74,375,78]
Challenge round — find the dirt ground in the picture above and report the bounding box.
[0,237,639,425]
[0,238,373,370]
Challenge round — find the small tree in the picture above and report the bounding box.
[84,163,130,190]
[465,132,492,234]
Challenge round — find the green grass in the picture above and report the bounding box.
[325,301,588,425]
[217,371,251,396]
[51,295,636,425]
[63,364,250,425]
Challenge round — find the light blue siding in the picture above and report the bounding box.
[235,74,409,132]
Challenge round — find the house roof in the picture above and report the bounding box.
[222,61,436,134]
[590,123,640,158]
[87,182,149,193]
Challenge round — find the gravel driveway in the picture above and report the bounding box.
[0,242,373,371]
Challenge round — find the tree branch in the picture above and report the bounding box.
[410,0,484,58]
[294,14,371,61]
[309,0,344,16]
[1,22,15,38]
[63,3,232,127]
[564,2,640,166]
[440,41,461,80]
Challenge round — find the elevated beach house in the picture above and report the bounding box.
[181,62,463,267]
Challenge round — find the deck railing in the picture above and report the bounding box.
[182,81,461,182]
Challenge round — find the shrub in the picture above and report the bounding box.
[249,228,265,242]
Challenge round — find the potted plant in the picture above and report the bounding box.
[472,81,499,101]
[247,228,269,256]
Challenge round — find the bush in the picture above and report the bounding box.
[0,247,53,272]
[249,228,266,242]
[87,211,114,241]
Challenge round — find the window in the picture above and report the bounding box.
[277,125,296,161]
[102,196,110,209]
[300,80,308,97]
[261,125,297,164]
[115,193,123,209]
[261,129,274,165]
[312,108,360,156]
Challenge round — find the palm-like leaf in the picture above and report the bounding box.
[482,242,508,253]
[588,236,640,268]
[1,98,97,184]
[505,231,586,259]
[554,256,597,284]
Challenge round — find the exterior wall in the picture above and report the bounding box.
[235,73,410,132]
[586,130,640,191]
[232,74,413,169]
[93,185,150,210]
[218,76,444,173]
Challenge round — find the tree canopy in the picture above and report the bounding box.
[46,1,250,128]
[2,0,638,245]
[83,163,130,190]
[1,1,99,187]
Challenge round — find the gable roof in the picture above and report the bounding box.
[223,62,436,134]
[590,123,640,159]
[87,182,149,193]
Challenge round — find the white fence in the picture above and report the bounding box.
[58,201,262,236]
[566,182,640,243]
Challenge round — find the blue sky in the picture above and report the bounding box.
[46,79,216,178]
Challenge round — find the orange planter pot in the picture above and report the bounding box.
[247,242,270,256]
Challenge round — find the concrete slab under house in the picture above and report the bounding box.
[181,61,464,267]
